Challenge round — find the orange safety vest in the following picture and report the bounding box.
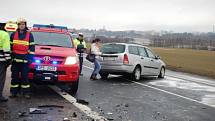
[12,31,30,55]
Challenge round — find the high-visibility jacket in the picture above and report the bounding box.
[10,30,35,63]
[73,38,87,53]
[13,31,30,54]
[73,38,87,49]
[0,30,11,62]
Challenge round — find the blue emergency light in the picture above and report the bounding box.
[52,61,58,64]
[33,24,68,30]
[35,59,41,64]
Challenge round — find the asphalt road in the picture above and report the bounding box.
[1,60,215,121]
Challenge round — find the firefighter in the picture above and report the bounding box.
[73,33,87,76]
[10,18,35,99]
[0,23,11,102]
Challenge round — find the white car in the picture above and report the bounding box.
[99,43,166,81]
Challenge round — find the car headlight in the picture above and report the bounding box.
[65,56,78,65]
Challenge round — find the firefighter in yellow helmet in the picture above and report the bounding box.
[10,18,35,99]
[0,23,11,102]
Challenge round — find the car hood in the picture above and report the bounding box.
[35,45,77,57]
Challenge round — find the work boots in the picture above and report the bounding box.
[23,94,31,99]
[90,74,95,80]
[0,96,8,102]
[9,93,31,99]
[90,74,99,80]
[9,93,18,98]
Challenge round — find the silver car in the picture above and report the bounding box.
[99,43,166,81]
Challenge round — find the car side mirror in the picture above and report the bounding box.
[155,55,160,59]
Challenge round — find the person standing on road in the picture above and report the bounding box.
[90,38,102,80]
[10,18,35,99]
[73,33,87,76]
[0,23,11,102]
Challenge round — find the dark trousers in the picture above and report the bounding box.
[79,56,83,74]
[0,62,7,97]
[10,62,30,95]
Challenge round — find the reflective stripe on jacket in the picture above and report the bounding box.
[0,30,11,61]
[10,30,35,63]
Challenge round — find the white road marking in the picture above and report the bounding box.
[166,75,215,87]
[128,79,215,108]
[49,86,107,121]
[83,65,215,108]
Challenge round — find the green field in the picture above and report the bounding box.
[152,47,215,78]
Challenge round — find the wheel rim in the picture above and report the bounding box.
[161,68,165,77]
[135,68,141,80]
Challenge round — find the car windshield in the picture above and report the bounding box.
[32,32,73,48]
[101,44,125,54]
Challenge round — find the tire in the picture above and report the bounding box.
[132,66,141,81]
[68,79,79,95]
[65,79,79,95]
[99,72,109,79]
[57,79,79,95]
[158,67,165,78]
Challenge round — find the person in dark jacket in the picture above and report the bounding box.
[10,18,35,99]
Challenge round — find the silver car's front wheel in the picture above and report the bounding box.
[158,67,165,78]
[132,67,141,81]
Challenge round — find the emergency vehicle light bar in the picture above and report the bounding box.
[33,24,68,30]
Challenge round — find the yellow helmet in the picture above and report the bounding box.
[17,18,27,24]
[5,21,18,32]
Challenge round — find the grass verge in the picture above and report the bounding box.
[152,47,215,79]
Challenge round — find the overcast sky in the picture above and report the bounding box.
[1,0,215,32]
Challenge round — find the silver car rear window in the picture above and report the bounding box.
[102,44,125,54]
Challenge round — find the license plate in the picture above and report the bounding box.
[45,77,51,80]
[36,66,57,71]
[103,57,116,61]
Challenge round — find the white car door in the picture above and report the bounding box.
[145,48,161,75]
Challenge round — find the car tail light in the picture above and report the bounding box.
[123,54,129,64]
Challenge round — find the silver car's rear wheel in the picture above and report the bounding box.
[132,67,141,81]
[158,67,165,78]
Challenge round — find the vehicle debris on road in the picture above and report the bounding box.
[107,112,113,115]
[63,117,70,121]
[76,99,89,105]
[18,112,28,117]
[38,105,64,108]
[124,104,129,107]
[72,112,77,118]
[29,108,47,114]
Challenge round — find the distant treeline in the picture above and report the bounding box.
[150,33,215,51]
[77,28,215,51]
[85,35,134,43]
